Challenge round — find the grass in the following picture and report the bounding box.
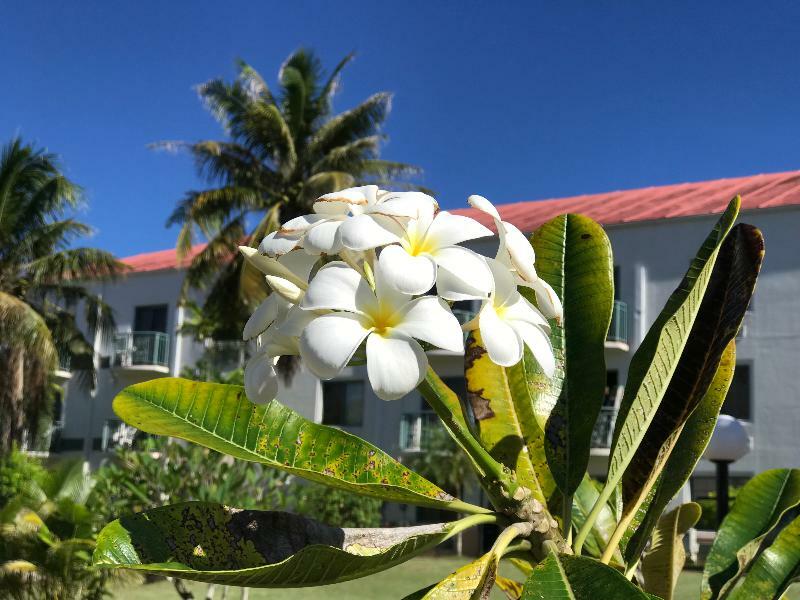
[112,557,706,599]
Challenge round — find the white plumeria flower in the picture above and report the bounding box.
[468,195,563,322]
[258,186,438,257]
[240,247,319,404]
[345,203,494,299]
[477,258,555,374]
[298,259,464,400]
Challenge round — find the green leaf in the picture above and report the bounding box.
[530,214,614,500]
[574,197,742,555]
[465,330,557,506]
[572,475,619,562]
[727,514,800,600]
[641,503,702,600]
[113,378,483,513]
[619,223,762,522]
[702,468,800,600]
[623,340,736,564]
[93,501,486,587]
[521,553,651,599]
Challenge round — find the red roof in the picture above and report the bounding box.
[452,170,800,232]
[122,170,800,273]
[122,243,207,273]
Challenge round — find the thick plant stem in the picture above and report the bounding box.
[448,512,503,539]
[491,523,535,557]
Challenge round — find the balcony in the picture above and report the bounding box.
[591,407,618,450]
[606,300,629,351]
[399,412,441,452]
[112,331,170,373]
[101,419,139,452]
[54,352,72,382]
[22,421,63,457]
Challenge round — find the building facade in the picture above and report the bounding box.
[45,171,800,520]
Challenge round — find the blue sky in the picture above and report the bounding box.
[3,2,800,257]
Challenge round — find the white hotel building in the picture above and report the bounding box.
[40,170,800,523]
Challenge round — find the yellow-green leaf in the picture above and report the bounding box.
[113,378,485,513]
[641,503,702,600]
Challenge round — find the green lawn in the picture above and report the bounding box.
[111,557,705,599]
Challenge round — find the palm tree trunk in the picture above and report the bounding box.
[0,347,25,454]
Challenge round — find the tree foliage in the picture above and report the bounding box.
[0,137,124,454]
[161,50,422,339]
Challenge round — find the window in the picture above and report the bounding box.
[722,364,751,421]
[613,266,621,300]
[604,370,620,407]
[322,381,364,426]
[134,304,168,333]
[420,376,467,412]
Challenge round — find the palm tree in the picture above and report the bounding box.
[160,49,423,339]
[0,138,124,455]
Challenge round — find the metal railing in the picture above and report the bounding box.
[101,419,138,451]
[591,407,618,448]
[399,412,441,452]
[112,331,170,367]
[607,300,628,344]
[22,421,63,454]
[57,353,71,372]
[203,339,250,373]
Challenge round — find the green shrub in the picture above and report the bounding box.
[292,482,383,528]
[0,446,47,507]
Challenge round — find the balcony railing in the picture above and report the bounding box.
[591,407,618,448]
[101,419,139,451]
[399,412,441,452]
[112,331,170,368]
[607,300,628,345]
[22,421,63,455]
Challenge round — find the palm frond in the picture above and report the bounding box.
[0,292,56,366]
[26,248,126,285]
[315,51,356,116]
[311,135,383,173]
[307,92,392,161]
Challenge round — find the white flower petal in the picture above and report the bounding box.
[243,295,289,340]
[514,321,556,377]
[277,250,319,284]
[265,275,304,303]
[372,191,438,221]
[478,303,523,367]
[426,212,493,248]
[373,258,412,312]
[503,294,550,331]
[486,257,518,307]
[378,244,437,295]
[258,232,301,257]
[315,185,377,214]
[433,246,493,301]
[501,221,538,283]
[240,246,307,288]
[366,331,428,400]
[303,219,344,255]
[339,214,403,251]
[300,262,373,313]
[467,194,501,221]
[260,328,300,357]
[394,296,464,353]
[530,278,564,322]
[279,213,328,234]
[244,351,278,404]
[275,305,318,338]
[299,313,371,380]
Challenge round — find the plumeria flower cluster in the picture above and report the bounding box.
[240,186,563,403]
